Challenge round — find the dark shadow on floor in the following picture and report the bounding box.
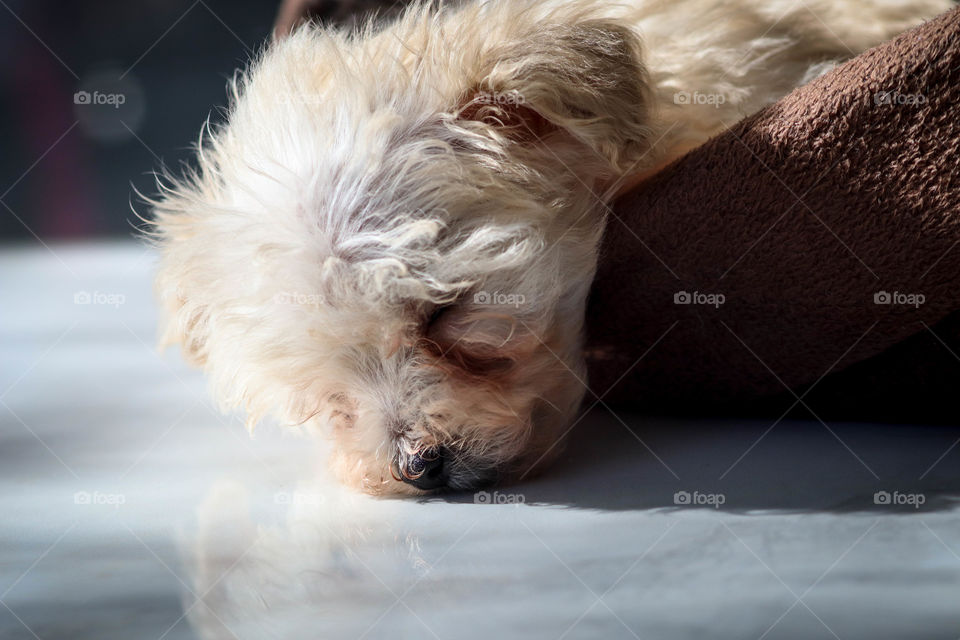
[433,406,960,513]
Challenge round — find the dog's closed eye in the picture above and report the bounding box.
[423,303,534,378]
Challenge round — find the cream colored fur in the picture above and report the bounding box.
[150,0,951,494]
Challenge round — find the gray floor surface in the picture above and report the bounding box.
[2,243,959,639]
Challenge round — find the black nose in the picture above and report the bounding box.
[402,449,447,490]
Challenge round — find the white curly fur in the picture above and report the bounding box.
[150,0,951,494]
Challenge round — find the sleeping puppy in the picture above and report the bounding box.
[151,0,951,494]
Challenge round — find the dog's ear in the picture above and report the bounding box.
[459,19,652,175]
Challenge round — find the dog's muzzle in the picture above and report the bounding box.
[400,448,448,490]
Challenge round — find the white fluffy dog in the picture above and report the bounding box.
[151,0,950,494]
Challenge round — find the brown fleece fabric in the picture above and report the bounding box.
[587,7,960,421]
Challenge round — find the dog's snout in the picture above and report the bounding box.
[402,448,447,490]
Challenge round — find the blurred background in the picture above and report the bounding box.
[0,0,401,242]
[0,0,275,241]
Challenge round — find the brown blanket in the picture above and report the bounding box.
[587,7,960,421]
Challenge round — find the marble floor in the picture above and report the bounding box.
[2,243,959,639]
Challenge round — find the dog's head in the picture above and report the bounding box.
[151,1,651,493]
